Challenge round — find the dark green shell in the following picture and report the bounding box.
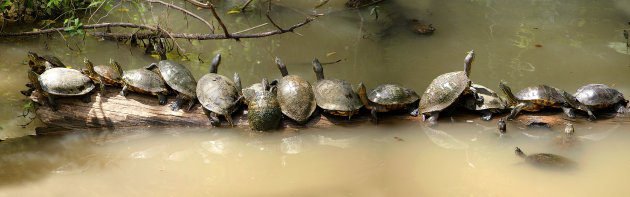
[463,83,507,111]
[515,85,566,108]
[368,84,419,110]
[39,68,95,96]
[196,73,240,116]
[277,75,316,123]
[247,91,282,131]
[313,79,362,114]
[42,55,65,68]
[575,84,626,110]
[524,153,575,168]
[155,60,197,98]
[418,71,470,114]
[121,69,168,95]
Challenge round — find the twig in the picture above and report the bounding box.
[184,0,211,8]
[156,26,186,53]
[207,2,232,39]
[144,0,215,33]
[266,0,283,31]
[0,23,158,37]
[241,0,254,12]
[234,23,268,34]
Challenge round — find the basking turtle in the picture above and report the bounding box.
[145,59,197,111]
[499,82,595,121]
[409,19,435,35]
[28,68,95,111]
[515,147,576,169]
[417,50,482,123]
[196,54,242,127]
[273,57,317,123]
[571,84,628,114]
[357,83,419,123]
[312,58,363,119]
[247,78,282,131]
[83,58,122,95]
[27,51,66,74]
[553,123,578,148]
[113,60,169,105]
[463,83,508,121]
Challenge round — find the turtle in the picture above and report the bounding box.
[356,83,419,123]
[514,147,576,169]
[112,60,169,105]
[312,58,363,119]
[247,78,282,131]
[145,59,197,112]
[27,51,66,74]
[196,54,242,127]
[499,82,595,121]
[571,84,628,115]
[82,58,122,95]
[409,19,435,35]
[417,50,482,123]
[498,118,506,135]
[272,57,317,124]
[241,81,265,105]
[552,123,578,148]
[462,83,508,121]
[28,68,95,111]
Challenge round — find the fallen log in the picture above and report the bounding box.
[29,88,630,135]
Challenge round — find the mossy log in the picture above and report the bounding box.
[29,88,629,135]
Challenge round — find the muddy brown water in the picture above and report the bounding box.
[1,0,630,196]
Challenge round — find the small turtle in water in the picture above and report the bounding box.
[28,68,95,111]
[146,58,197,111]
[113,60,170,105]
[196,54,242,127]
[499,82,595,121]
[564,84,628,118]
[498,118,506,136]
[515,147,576,169]
[357,83,419,123]
[83,58,122,95]
[272,57,317,124]
[247,78,282,131]
[463,83,508,121]
[312,58,363,119]
[409,19,435,35]
[417,50,482,124]
[552,123,578,148]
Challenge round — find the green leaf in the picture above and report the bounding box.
[64,26,74,31]
[0,125,3,130]
[87,0,99,8]
[76,29,84,35]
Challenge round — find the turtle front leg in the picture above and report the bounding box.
[480,109,493,121]
[157,92,167,105]
[469,86,484,104]
[614,102,626,114]
[47,94,59,111]
[506,103,526,120]
[144,63,158,70]
[409,108,419,117]
[98,76,106,95]
[81,94,92,103]
[370,108,378,124]
[120,85,129,96]
[187,98,197,112]
[425,111,440,127]
[207,111,221,127]
[170,94,184,111]
[224,114,234,127]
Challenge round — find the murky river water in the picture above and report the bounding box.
[1,0,630,196]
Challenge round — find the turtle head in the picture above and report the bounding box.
[27,51,39,62]
[83,57,96,76]
[234,72,242,95]
[312,58,324,81]
[564,123,574,136]
[464,50,475,78]
[262,78,269,91]
[275,57,289,77]
[514,147,526,158]
[27,70,42,92]
[498,81,518,105]
[357,83,371,107]
[209,54,221,74]
[110,59,124,78]
[154,41,167,60]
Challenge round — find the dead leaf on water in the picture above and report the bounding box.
[227,10,240,14]
[326,52,337,57]
[116,9,130,12]
[197,7,203,10]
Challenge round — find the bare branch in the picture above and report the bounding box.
[184,0,211,8]
[234,23,268,34]
[144,0,215,33]
[266,0,284,31]
[241,0,254,12]
[0,23,158,37]
[207,2,233,40]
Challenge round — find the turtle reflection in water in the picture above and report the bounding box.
[515,147,576,169]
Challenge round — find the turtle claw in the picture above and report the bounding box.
[410,108,419,117]
[170,102,182,111]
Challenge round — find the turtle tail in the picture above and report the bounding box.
[499,82,518,106]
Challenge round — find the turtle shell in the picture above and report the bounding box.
[514,85,565,107]
[39,68,95,96]
[368,84,419,110]
[155,60,197,98]
[243,83,264,104]
[418,71,469,114]
[574,84,626,110]
[93,65,121,85]
[524,153,575,168]
[277,75,317,123]
[42,55,66,68]
[247,90,282,131]
[196,73,240,116]
[313,78,362,114]
[122,69,168,94]
[463,83,507,111]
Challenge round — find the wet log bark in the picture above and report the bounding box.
[29,88,630,135]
